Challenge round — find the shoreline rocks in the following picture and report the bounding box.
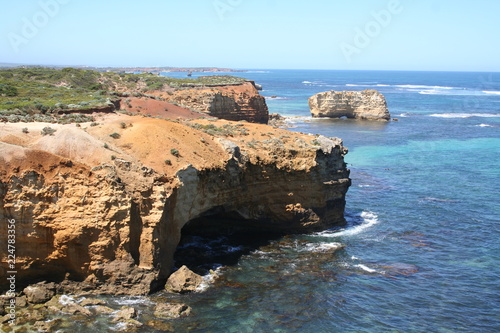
[309,89,390,121]
[165,266,203,294]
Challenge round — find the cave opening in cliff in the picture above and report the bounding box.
[174,209,283,275]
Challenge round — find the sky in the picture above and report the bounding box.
[1,0,499,71]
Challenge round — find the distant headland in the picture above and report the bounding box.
[0,63,245,73]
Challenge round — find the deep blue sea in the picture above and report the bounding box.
[97,70,500,332]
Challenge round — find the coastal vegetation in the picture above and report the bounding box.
[0,67,247,123]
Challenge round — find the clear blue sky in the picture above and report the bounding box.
[1,0,499,71]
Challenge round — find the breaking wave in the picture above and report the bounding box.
[314,211,380,238]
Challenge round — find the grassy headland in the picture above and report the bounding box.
[0,67,247,123]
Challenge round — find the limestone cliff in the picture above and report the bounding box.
[0,115,349,295]
[168,81,269,123]
[309,89,390,121]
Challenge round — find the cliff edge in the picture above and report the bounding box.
[309,89,390,121]
[0,114,350,295]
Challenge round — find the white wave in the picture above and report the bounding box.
[476,124,494,127]
[483,90,500,95]
[398,112,419,117]
[300,242,345,253]
[346,84,364,87]
[316,211,380,237]
[116,297,153,306]
[396,84,454,89]
[358,184,373,188]
[245,71,270,73]
[197,266,223,292]
[59,295,76,306]
[354,264,378,273]
[302,81,312,84]
[376,84,390,87]
[429,113,500,118]
[224,245,244,253]
[264,96,289,100]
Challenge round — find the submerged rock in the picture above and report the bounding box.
[309,89,390,121]
[154,303,192,319]
[165,265,202,294]
[113,306,138,322]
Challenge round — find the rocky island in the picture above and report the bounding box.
[309,89,391,121]
[0,68,351,299]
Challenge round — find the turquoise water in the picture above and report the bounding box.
[155,70,500,332]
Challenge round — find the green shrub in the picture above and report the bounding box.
[109,132,121,139]
[170,148,180,157]
[22,127,29,134]
[41,126,56,136]
[0,83,18,97]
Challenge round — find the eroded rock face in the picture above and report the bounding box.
[165,266,202,294]
[0,116,349,295]
[309,89,390,121]
[169,82,269,123]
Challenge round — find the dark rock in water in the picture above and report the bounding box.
[165,265,202,293]
[146,319,174,331]
[112,306,138,321]
[154,303,192,319]
[23,282,56,304]
[382,263,419,277]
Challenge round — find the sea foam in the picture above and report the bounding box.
[429,113,500,118]
[315,211,380,238]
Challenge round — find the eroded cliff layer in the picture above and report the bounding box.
[168,81,269,123]
[0,115,349,295]
[309,89,390,121]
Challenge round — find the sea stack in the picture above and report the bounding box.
[309,89,390,121]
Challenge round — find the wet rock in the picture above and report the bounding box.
[165,265,202,294]
[80,298,106,306]
[94,305,115,314]
[19,307,45,321]
[154,303,192,319]
[146,319,174,331]
[112,306,137,322]
[61,302,92,316]
[23,282,56,304]
[33,319,61,332]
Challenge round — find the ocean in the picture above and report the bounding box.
[61,70,500,332]
[159,70,499,332]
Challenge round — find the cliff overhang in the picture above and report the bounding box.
[0,115,349,295]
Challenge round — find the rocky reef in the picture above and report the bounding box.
[0,115,350,295]
[309,89,390,121]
